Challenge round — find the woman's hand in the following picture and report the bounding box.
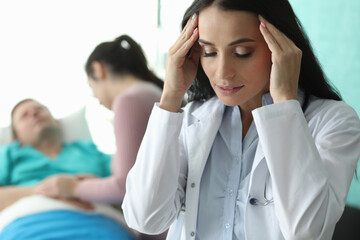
[74,174,97,181]
[259,15,302,103]
[58,198,94,210]
[35,174,79,199]
[160,13,201,112]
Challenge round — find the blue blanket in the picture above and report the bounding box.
[0,210,136,240]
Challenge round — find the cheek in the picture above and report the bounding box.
[92,88,100,99]
[91,86,104,101]
[243,52,271,86]
[15,124,31,141]
[200,58,216,82]
[89,81,104,99]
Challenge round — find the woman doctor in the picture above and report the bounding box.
[122,0,360,239]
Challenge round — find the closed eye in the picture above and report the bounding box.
[20,112,28,119]
[203,52,217,57]
[235,52,252,58]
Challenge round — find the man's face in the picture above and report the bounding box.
[12,100,59,145]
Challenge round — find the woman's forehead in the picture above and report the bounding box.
[198,6,260,30]
[198,6,260,41]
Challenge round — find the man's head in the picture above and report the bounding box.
[11,99,62,145]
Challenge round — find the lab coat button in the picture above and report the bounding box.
[229,189,234,196]
[225,223,231,229]
[191,183,195,188]
[190,231,195,237]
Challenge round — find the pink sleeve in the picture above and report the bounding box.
[76,93,153,204]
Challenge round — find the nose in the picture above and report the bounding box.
[215,55,235,80]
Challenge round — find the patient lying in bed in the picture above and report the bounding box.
[0,99,136,239]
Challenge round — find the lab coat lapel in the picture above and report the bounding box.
[186,97,224,179]
[251,141,265,173]
[182,97,223,239]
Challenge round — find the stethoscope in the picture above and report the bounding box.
[249,171,274,206]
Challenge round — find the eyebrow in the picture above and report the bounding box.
[198,38,255,46]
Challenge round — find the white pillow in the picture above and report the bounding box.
[0,127,12,145]
[0,107,92,145]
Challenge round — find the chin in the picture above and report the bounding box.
[215,93,247,107]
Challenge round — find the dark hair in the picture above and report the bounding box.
[182,0,341,110]
[85,35,163,89]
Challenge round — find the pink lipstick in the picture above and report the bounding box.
[216,85,244,96]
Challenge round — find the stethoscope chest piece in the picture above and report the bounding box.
[249,171,274,206]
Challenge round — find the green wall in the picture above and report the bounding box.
[290,0,360,208]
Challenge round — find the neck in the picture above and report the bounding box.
[34,140,63,159]
[32,126,63,159]
[239,107,254,140]
[109,75,143,100]
[238,94,264,140]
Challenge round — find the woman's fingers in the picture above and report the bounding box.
[35,175,78,198]
[259,15,300,53]
[258,15,301,103]
[59,198,94,210]
[170,14,198,58]
[160,13,200,112]
[75,174,97,180]
[177,27,199,60]
[259,19,282,54]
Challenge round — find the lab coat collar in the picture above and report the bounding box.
[190,89,305,121]
[262,92,274,106]
[191,96,225,121]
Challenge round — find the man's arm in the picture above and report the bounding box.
[0,185,35,211]
[0,185,94,211]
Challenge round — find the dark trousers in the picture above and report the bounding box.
[333,206,360,240]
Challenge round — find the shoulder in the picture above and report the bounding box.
[0,142,21,179]
[122,82,162,100]
[112,82,161,112]
[306,97,359,122]
[66,140,101,153]
[0,144,12,160]
[0,141,21,157]
[305,97,360,135]
[66,141,111,163]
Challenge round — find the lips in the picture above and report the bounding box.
[216,85,244,96]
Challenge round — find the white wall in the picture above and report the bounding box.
[0,0,192,153]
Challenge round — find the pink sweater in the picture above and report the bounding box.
[76,81,162,204]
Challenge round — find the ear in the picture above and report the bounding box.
[91,61,107,81]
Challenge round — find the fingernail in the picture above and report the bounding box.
[193,27,198,34]
[260,21,266,28]
[192,13,197,20]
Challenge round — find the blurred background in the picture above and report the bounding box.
[0,0,359,205]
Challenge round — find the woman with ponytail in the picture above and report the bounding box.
[37,35,166,239]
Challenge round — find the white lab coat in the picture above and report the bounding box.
[122,95,360,240]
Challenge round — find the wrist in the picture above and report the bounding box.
[272,92,298,104]
[71,181,80,198]
[160,92,184,112]
[29,186,37,195]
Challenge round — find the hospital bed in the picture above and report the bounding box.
[0,107,137,239]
